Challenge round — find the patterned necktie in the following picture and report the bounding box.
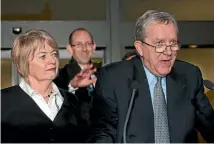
[87,75,96,98]
[87,84,94,97]
[87,84,95,105]
[153,77,170,143]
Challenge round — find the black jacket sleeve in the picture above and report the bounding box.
[89,67,118,143]
[194,66,214,142]
[54,67,70,90]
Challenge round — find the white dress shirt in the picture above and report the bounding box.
[19,78,64,121]
[143,64,167,104]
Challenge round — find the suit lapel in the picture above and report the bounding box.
[53,89,78,125]
[130,57,154,142]
[59,89,77,108]
[166,67,187,142]
[16,86,53,122]
[132,57,188,142]
[16,85,78,126]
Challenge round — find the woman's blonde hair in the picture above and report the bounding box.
[11,29,58,78]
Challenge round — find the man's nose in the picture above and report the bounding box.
[164,46,172,55]
[82,44,88,51]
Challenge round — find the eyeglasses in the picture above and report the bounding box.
[71,42,93,48]
[140,40,181,53]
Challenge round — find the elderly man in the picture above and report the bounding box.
[89,10,214,143]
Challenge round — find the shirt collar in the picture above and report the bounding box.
[19,78,35,97]
[19,78,63,99]
[142,64,166,87]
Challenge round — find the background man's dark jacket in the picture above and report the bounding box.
[54,58,98,127]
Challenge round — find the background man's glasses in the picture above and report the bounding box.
[71,42,93,48]
[140,41,181,53]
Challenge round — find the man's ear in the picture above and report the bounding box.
[92,42,96,51]
[66,44,73,55]
[134,41,143,57]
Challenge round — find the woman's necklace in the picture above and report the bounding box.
[44,91,53,98]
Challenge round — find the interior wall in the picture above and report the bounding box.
[3,0,214,21]
[1,0,106,20]
[123,0,214,21]
[1,21,109,48]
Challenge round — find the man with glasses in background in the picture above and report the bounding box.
[89,10,214,143]
[54,28,97,141]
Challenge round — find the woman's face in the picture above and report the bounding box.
[28,44,59,82]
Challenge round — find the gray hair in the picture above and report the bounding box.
[135,10,178,41]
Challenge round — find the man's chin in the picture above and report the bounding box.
[157,67,172,76]
[79,60,91,65]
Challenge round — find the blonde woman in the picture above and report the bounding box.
[1,29,95,143]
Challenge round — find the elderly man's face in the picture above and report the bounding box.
[135,22,178,76]
[28,45,59,81]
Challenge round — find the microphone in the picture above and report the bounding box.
[203,80,214,90]
[123,81,140,143]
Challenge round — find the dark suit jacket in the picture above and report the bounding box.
[54,58,82,91]
[54,58,98,128]
[89,56,214,143]
[1,85,87,143]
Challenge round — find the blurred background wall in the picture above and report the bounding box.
[2,0,214,21]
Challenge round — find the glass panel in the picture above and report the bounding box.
[2,0,106,20]
[1,59,12,89]
[59,59,70,68]
[123,0,214,21]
